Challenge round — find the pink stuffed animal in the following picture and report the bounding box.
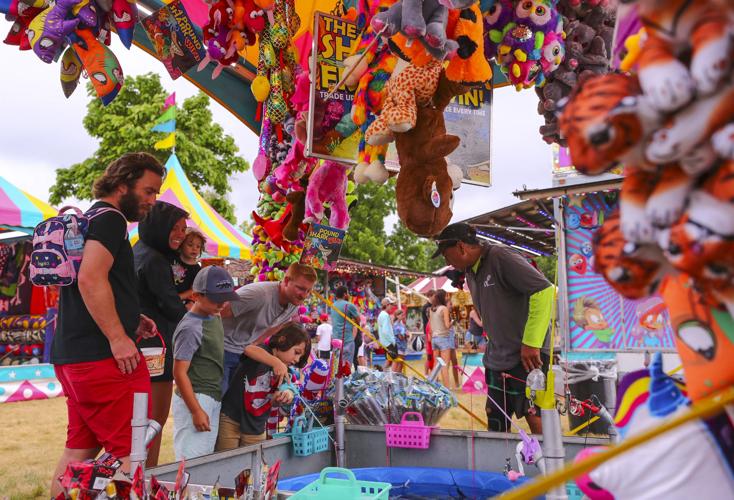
[274,139,317,190]
[304,160,351,230]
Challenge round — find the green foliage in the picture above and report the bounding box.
[49,73,249,224]
[387,222,441,273]
[341,179,397,264]
[535,254,557,284]
[341,179,439,273]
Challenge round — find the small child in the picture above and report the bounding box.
[216,322,310,451]
[172,265,239,460]
[315,314,332,360]
[393,309,408,373]
[171,228,206,307]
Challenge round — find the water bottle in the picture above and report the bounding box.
[64,220,84,258]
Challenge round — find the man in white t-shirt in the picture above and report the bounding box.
[316,314,332,360]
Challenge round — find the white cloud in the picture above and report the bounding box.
[0,35,553,230]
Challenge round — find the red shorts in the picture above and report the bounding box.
[55,357,151,458]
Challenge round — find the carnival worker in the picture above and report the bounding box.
[216,322,310,450]
[220,263,317,393]
[432,222,553,434]
[171,266,238,460]
[50,153,164,497]
[134,200,189,466]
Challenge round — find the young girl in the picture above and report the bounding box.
[216,322,310,450]
[171,228,206,306]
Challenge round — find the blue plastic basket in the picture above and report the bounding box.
[289,467,391,499]
[290,415,330,456]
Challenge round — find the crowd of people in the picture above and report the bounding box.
[49,153,553,495]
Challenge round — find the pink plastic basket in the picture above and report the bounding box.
[384,412,435,449]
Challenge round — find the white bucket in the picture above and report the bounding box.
[141,347,165,377]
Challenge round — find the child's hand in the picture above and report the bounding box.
[273,390,294,405]
[271,357,289,386]
[193,408,211,432]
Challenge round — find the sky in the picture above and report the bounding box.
[0,35,555,231]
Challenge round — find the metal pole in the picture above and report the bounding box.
[335,376,347,467]
[395,275,401,309]
[603,376,618,441]
[541,408,568,500]
[130,392,149,479]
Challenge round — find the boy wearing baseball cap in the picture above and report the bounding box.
[171,266,239,459]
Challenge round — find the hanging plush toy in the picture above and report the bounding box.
[393,70,466,236]
[59,45,83,97]
[444,2,493,86]
[27,0,80,63]
[110,0,137,49]
[303,160,351,230]
[71,28,124,105]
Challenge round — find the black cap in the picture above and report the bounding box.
[431,223,479,258]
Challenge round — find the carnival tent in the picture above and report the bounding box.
[0,176,56,235]
[129,154,252,260]
[406,268,461,295]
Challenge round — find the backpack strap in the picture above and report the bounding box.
[85,206,129,238]
[58,206,85,217]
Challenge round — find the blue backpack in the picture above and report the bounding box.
[30,206,124,286]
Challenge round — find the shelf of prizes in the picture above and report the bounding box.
[0,237,62,404]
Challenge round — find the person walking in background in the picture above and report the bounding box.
[171,228,205,308]
[377,298,397,370]
[220,263,317,393]
[315,314,332,360]
[429,290,455,389]
[422,290,435,375]
[171,266,238,460]
[50,153,164,496]
[133,200,190,467]
[330,286,359,368]
[392,309,408,374]
[468,308,487,350]
[432,222,553,434]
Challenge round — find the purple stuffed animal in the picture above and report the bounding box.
[304,160,351,230]
[28,0,80,63]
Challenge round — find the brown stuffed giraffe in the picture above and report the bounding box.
[393,70,467,236]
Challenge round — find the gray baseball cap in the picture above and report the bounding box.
[192,266,239,303]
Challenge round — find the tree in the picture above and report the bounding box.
[535,254,557,284]
[49,73,249,223]
[387,222,441,273]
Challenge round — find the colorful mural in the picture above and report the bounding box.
[565,192,675,351]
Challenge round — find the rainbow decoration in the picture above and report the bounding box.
[0,363,63,404]
[0,176,57,230]
[129,154,251,260]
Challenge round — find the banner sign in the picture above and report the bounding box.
[565,192,676,351]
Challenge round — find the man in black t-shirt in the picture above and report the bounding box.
[50,153,166,497]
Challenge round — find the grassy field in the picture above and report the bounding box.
[0,357,542,499]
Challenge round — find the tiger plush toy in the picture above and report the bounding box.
[624,0,733,112]
[593,210,668,300]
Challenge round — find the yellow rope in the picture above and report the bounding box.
[498,386,734,499]
[313,290,489,428]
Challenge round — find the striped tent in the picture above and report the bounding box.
[0,176,57,231]
[129,154,251,260]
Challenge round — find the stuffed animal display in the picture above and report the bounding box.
[560,1,734,401]
[2,0,133,104]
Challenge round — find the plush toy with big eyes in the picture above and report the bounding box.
[27,0,80,63]
[111,0,137,49]
[59,45,83,97]
[71,28,124,105]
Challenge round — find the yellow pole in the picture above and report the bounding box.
[498,386,734,500]
[313,289,489,428]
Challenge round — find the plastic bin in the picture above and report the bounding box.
[384,412,435,449]
[290,467,391,500]
[291,415,330,456]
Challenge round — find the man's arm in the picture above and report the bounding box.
[521,285,555,371]
[77,240,139,374]
[173,360,210,431]
[243,344,288,385]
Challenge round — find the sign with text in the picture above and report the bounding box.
[300,223,345,270]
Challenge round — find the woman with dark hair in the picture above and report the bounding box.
[216,322,310,450]
[429,289,456,389]
[134,200,189,466]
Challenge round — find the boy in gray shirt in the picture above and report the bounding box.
[172,266,238,460]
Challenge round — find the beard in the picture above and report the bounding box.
[119,190,143,221]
